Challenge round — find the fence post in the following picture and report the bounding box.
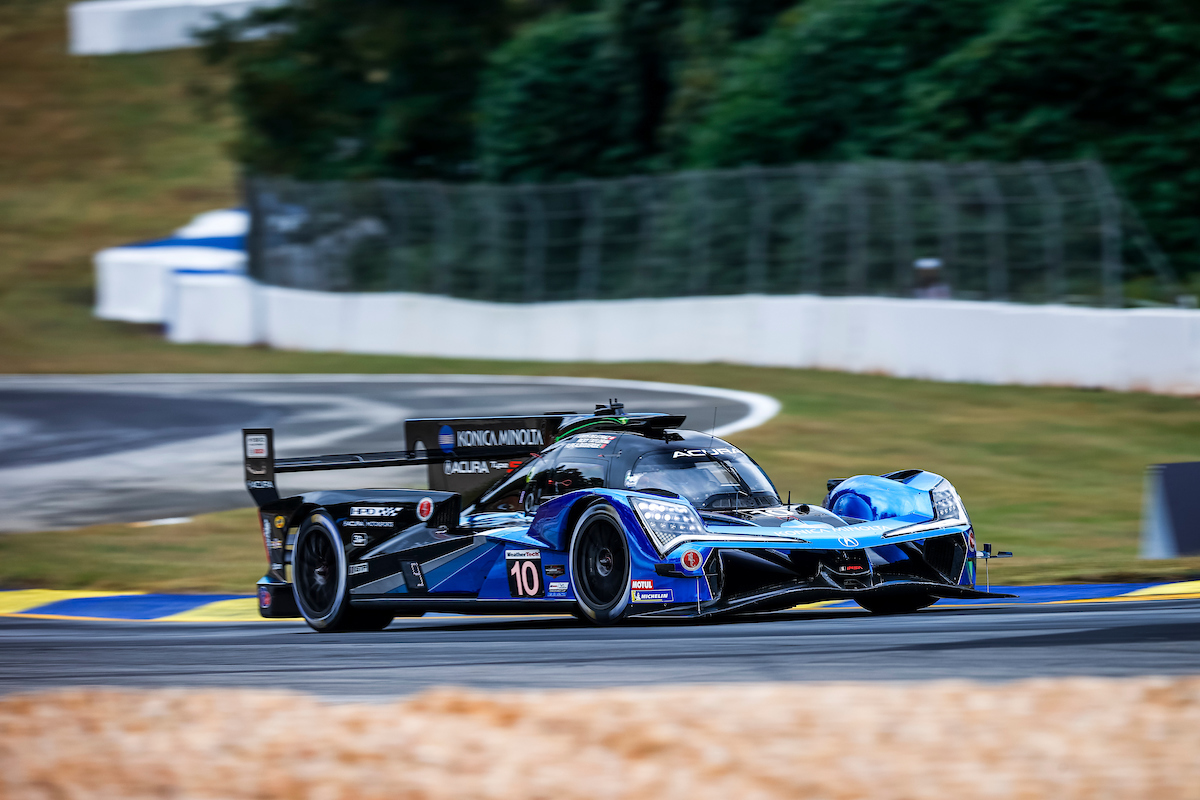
[846,164,869,295]
[521,185,546,302]
[633,178,656,297]
[378,180,409,292]
[472,184,503,300]
[745,166,770,294]
[687,171,712,296]
[925,163,960,296]
[576,181,602,299]
[1084,161,1124,308]
[1025,161,1065,303]
[429,182,455,296]
[797,164,822,294]
[973,162,1008,300]
[887,162,914,297]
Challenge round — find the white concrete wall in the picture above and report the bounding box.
[69,0,285,55]
[165,279,1200,395]
[95,247,245,324]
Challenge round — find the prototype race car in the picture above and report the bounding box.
[245,401,1013,631]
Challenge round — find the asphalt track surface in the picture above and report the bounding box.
[0,374,773,532]
[2,599,1198,697]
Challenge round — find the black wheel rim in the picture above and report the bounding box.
[296,525,337,616]
[575,517,626,610]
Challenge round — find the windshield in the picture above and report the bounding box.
[625,449,780,510]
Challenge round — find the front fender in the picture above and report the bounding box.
[526,489,654,555]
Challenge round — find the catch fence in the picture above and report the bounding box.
[246,161,1175,307]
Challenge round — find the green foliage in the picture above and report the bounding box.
[476,13,649,181]
[897,0,1200,274]
[682,0,997,167]
[207,0,1200,274]
[201,0,513,180]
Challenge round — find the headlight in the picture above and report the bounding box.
[930,481,968,524]
[630,496,705,555]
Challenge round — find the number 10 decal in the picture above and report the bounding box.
[505,549,545,598]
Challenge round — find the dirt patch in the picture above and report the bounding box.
[1,677,1198,799]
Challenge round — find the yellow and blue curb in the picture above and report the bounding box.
[1,581,1198,623]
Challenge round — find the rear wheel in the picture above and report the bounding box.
[855,593,938,615]
[294,513,389,632]
[570,504,631,625]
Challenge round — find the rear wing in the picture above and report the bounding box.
[241,426,552,507]
[242,403,688,507]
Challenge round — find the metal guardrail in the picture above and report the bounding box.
[246,160,1176,307]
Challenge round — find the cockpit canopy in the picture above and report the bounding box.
[469,430,780,515]
[624,447,779,510]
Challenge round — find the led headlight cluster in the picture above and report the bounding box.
[631,496,705,554]
[931,486,958,520]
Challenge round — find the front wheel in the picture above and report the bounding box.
[569,503,631,625]
[855,593,938,615]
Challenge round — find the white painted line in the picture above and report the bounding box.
[0,374,781,436]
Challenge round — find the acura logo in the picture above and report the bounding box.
[838,536,860,548]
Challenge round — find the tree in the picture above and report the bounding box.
[202,0,514,179]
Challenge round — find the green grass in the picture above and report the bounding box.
[1,0,1198,593]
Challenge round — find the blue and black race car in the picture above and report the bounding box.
[246,401,1013,631]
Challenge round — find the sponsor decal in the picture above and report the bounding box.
[838,536,860,548]
[672,447,739,459]
[633,589,674,603]
[506,550,544,598]
[444,460,491,475]
[631,579,654,590]
[505,549,541,560]
[350,506,399,518]
[402,561,427,591]
[247,480,274,490]
[456,428,544,449]
[681,549,703,572]
[438,425,455,454]
[565,433,616,450]
[847,524,891,533]
[273,515,286,529]
[343,519,392,528]
[260,518,271,550]
[349,563,368,576]
[258,587,271,608]
[271,562,283,570]
[269,538,282,549]
[416,497,435,521]
[245,434,268,459]
[548,581,569,594]
[544,564,566,578]
[351,533,368,546]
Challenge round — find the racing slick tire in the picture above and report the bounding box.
[293,512,391,632]
[569,503,632,625]
[855,593,938,615]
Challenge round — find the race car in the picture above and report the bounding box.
[245,401,1013,631]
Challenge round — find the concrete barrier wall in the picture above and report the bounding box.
[69,0,285,55]
[166,277,1200,394]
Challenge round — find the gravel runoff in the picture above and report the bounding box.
[1,678,1197,799]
